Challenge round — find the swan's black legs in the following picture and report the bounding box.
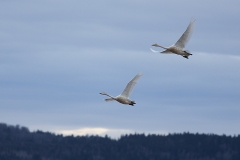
[129,101,136,106]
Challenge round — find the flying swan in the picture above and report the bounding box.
[151,19,195,59]
[100,73,142,106]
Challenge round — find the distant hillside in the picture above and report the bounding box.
[0,123,239,160]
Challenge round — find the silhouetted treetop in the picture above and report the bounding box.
[0,123,239,160]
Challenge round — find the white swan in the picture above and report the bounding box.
[100,73,142,106]
[151,19,195,59]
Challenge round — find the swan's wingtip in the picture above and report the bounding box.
[150,48,159,53]
[191,18,196,22]
[190,18,196,25]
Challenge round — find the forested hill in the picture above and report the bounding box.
[0,123,240,160]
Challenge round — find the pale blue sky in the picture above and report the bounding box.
[1,0,240,137]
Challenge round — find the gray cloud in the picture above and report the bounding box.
[1,0,240,136]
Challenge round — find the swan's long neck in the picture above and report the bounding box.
[157,45,168,50]
[104,93,116,100]
[153,44,168,50]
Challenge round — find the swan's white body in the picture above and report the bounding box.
[151,19,195,59]
[100,73,142,106]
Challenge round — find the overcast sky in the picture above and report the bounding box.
[1,0,240,138]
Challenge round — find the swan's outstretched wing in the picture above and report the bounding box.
[150,48,172,54]
[105,98,115,102]
[174,19,195,48]
[150,48,159,53]
[120,73,142,98]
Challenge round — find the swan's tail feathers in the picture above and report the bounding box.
[105,98,115,102]
[150,48,159,53]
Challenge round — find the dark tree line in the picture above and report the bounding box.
[0,123,239,160]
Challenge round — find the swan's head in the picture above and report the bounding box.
[99,92,107,95]
[152,43,159,47]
